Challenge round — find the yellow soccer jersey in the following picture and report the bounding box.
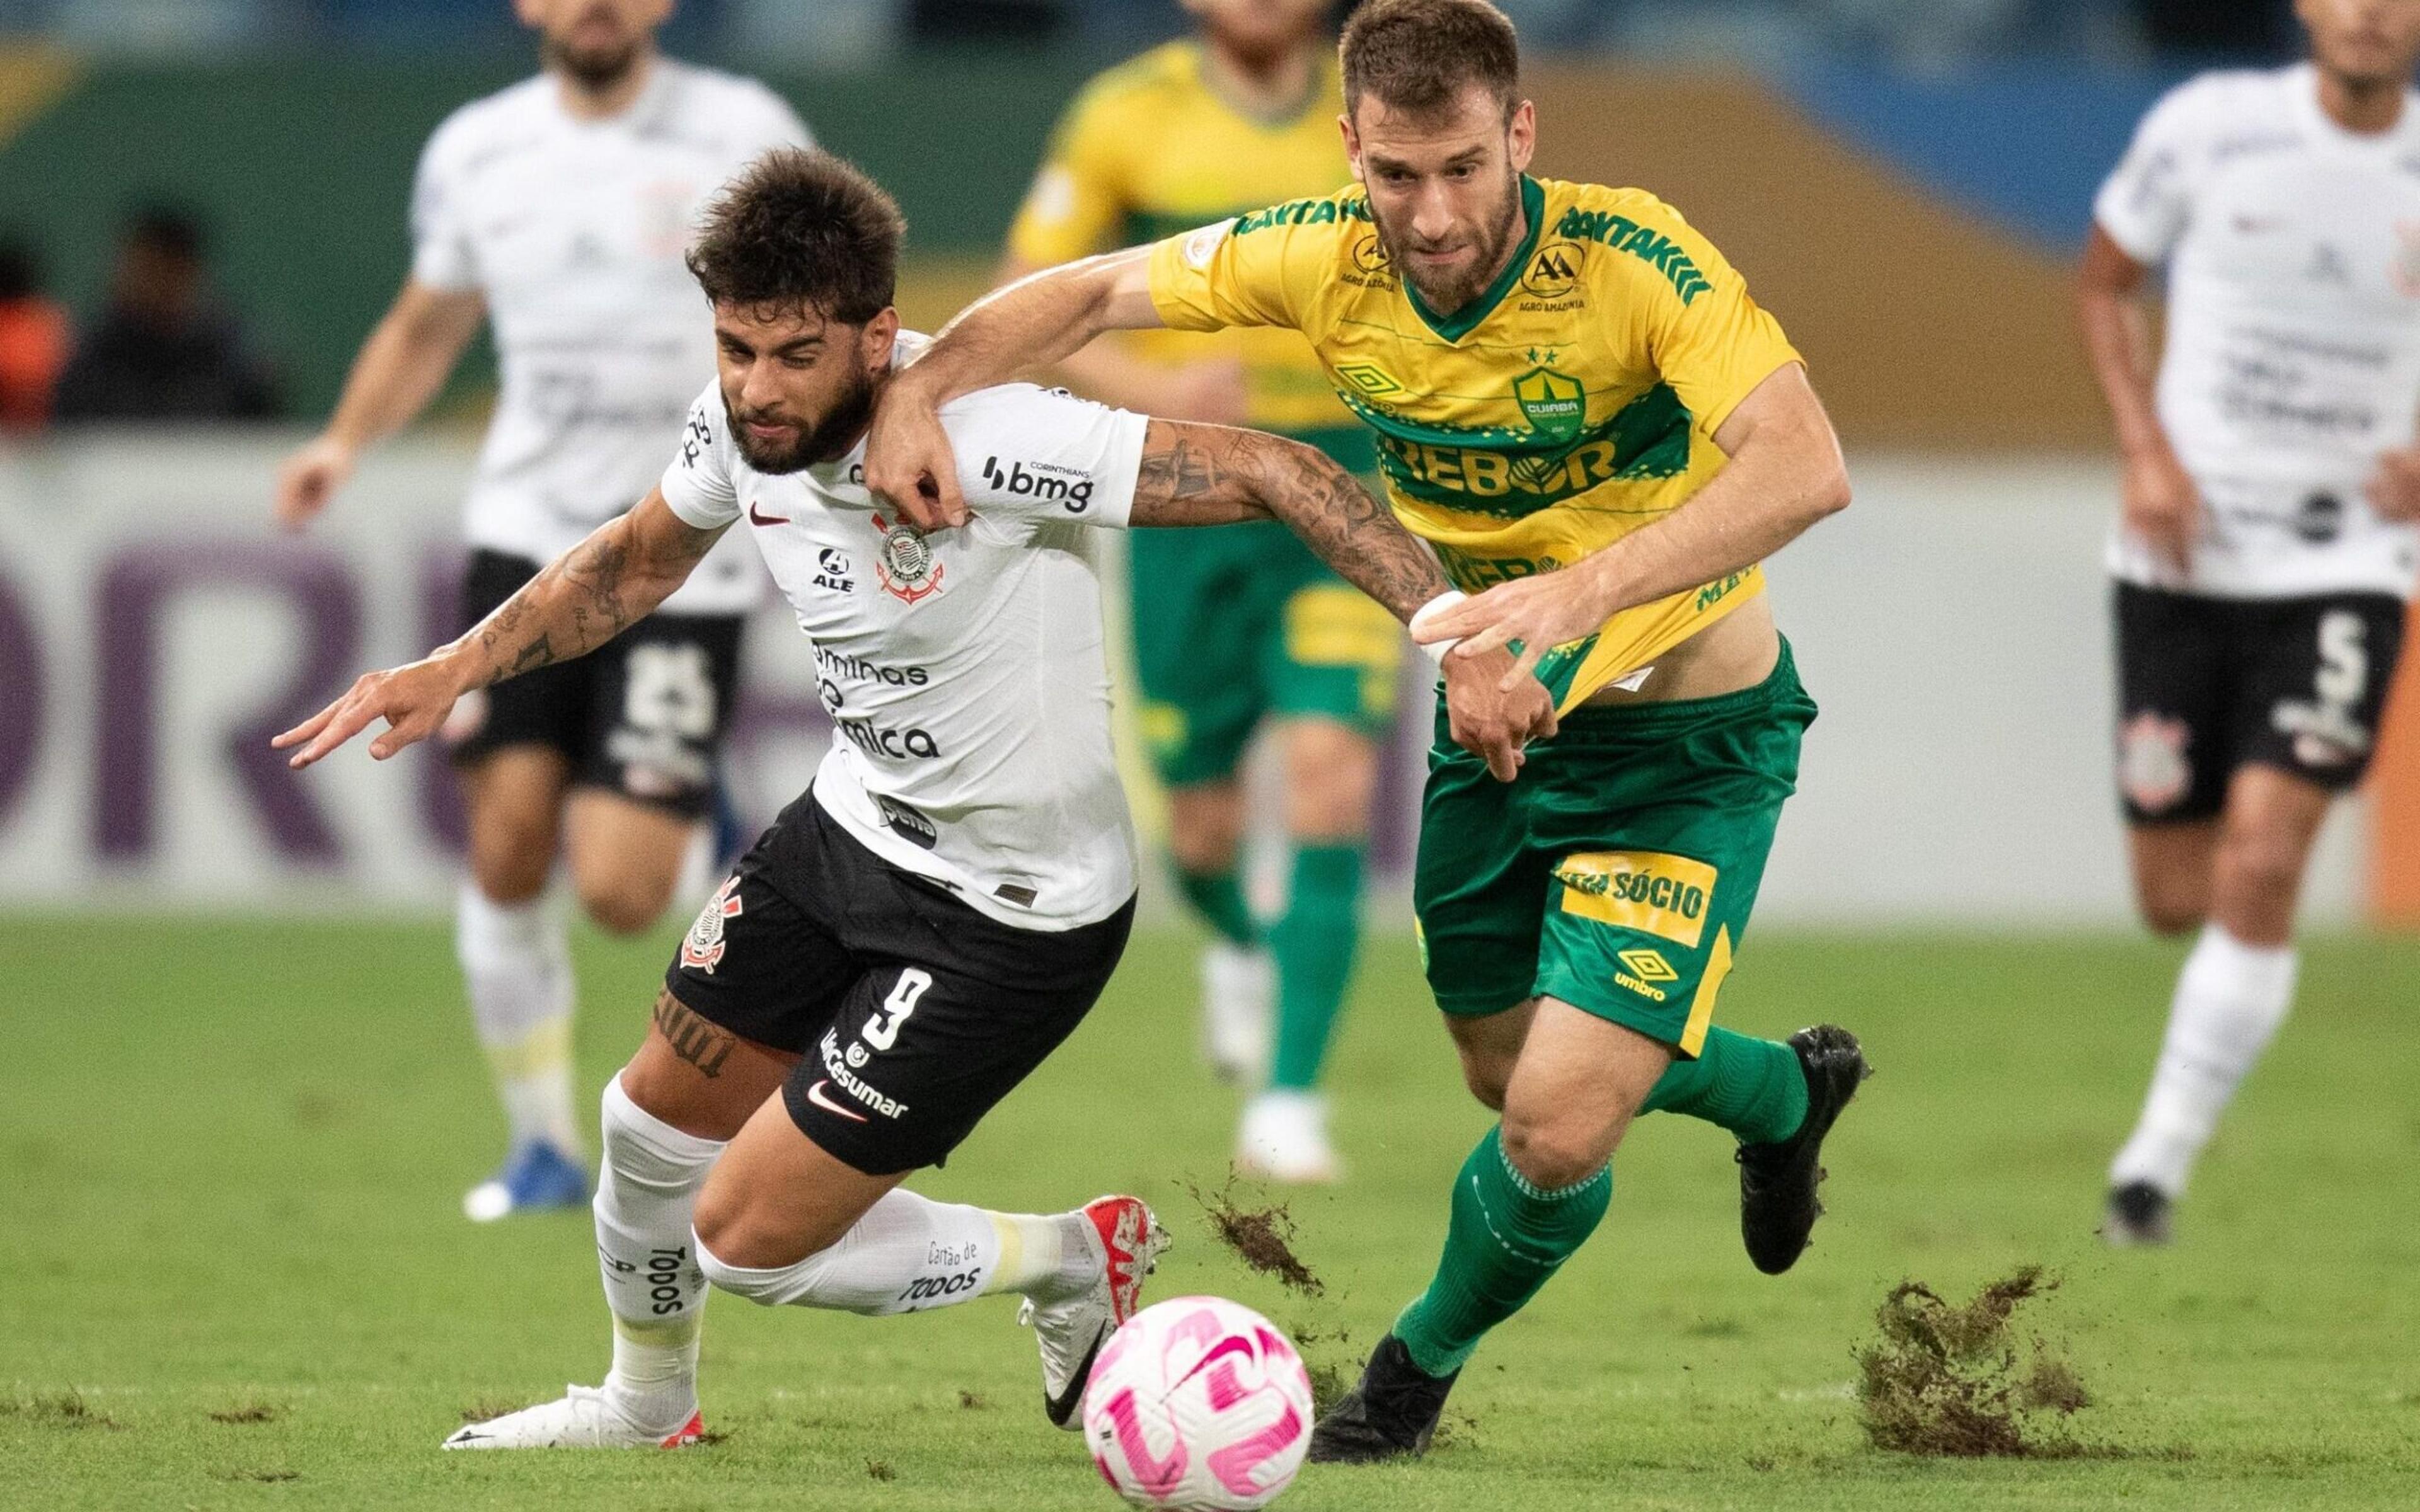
[1148,175,1804,711]
[1007,40,1366,462]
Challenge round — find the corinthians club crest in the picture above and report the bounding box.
[681,876,743,974]
[872,512,947,605]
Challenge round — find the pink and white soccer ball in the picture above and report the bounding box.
[1081,1295,1316,1511]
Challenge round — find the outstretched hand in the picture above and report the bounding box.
[864,378,965,530]
[1416,567,1613,690]
[274,658,465,769]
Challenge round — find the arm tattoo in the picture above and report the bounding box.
[462,509,721,688]
[1135,433,1224,504]
[1132,421,1449,620]
[652,989,735,1079]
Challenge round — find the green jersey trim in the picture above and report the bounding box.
[1126,206,1258,248]
[1361,383,1695,519]
[1403,176,1547,345]
[1289,423,1379,474]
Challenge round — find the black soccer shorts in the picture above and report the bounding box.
[2113,581,2406,823]
[447,549,744,819]
[661,793,1135,1174]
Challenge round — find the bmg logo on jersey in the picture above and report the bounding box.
[981,455,1093,513]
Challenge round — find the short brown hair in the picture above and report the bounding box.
[686,147,904,324]
[1340,0,1519,123]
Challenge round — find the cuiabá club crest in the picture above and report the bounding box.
[1512,365,1586,447]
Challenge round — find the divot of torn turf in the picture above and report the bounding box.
[1187,1173,1323,1295]
[2,1388,123,1430]
[1854,1266,2109,1458]
[209,1403,280,1424]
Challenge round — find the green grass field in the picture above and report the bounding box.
[5,917,2419,1509]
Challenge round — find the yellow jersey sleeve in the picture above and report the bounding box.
[1006,81,1131,267]
[1146,203,1333,335]
[1627,201,1801,437]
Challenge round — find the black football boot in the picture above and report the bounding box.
[1737,1024,1871,1275]
[1305,1334,1460,1464]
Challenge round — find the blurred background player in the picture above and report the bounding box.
[2080,0,2420,1245]
[272,0,811,1220]
[1000,0,1400,1181]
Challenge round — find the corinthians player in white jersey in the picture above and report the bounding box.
[276,151,1532,1448]
[273,0,810,1220]
[2081,0,2420,1244]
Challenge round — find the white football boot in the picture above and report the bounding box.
[1236,1087,1341,1184]
[441,1384,703,1450]
[1019,1194,1171,1429]
[1200,942,1273,1083]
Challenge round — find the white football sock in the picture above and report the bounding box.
[696,1189,1091,1316]
[594,1075,723,1432]
[457,881,580,1155]
[2111,923,2297,1196]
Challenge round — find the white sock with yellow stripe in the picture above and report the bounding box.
[457,881,580,1155]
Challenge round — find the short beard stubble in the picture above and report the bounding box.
[725,365,880,476]
[1374,169,1523,316]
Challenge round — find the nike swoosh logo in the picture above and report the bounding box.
[748,502,790,526]
[804,1079,869,1123]
[1044,1324,1109,1428]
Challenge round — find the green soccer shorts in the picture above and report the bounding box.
[1129,517,1403,788]
[1413,639,1817,1055]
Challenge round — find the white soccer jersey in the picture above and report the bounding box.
[412,58,810,615]
[2096,63,2420,599]
[659,345,1151,930]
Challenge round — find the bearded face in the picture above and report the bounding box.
[526,0,667,93]
[724,357,879,475]
[1345,84,1537,318]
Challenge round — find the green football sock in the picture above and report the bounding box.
[1268,844,1363,1090]
[1392,1126,1612,1377]
[1173,864,1259,949]
[1640,1026,1808,1145]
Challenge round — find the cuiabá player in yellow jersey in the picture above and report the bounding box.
[872,0,1872,1462]
[1001,0,1402,1186]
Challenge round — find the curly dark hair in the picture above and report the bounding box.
[685,148,905,324]
[1339,0,1519,123]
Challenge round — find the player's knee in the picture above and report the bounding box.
[1456,1050,1512,1111]
[2136,888,2205,937]
[2215,831,2305,908]
[693,1232,785,1303]
[1165,787,1244,872]
[691,1186,816,1284]
[468,833,553,903]
[1498,1112,1606,1192]
[577,874,674,937]
[1283,726,1376,841]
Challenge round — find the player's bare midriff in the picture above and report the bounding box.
[1582,593,1778,707]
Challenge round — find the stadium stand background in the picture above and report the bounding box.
[8,0,2413,926]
